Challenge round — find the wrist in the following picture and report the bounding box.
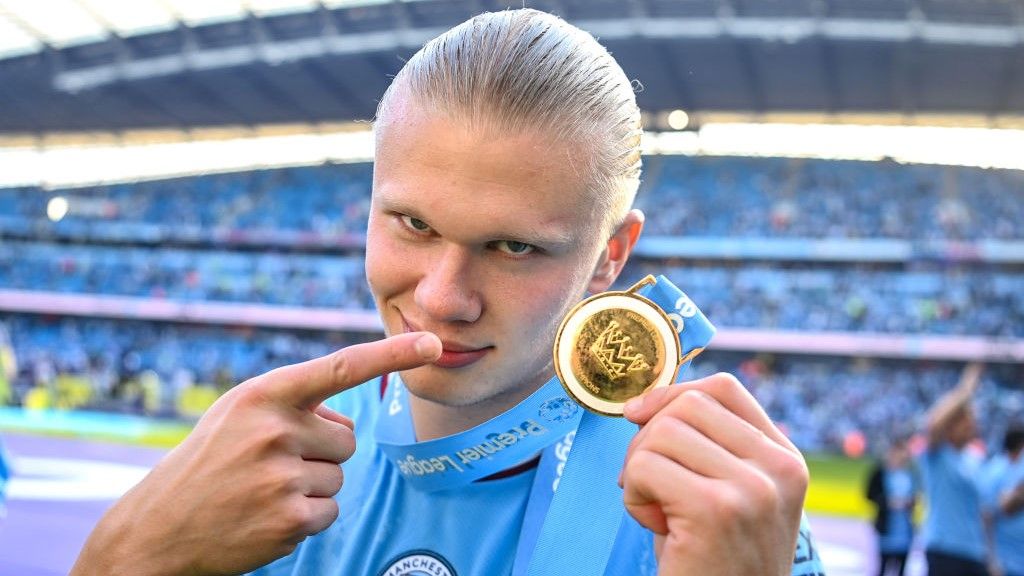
[71,492,195,576]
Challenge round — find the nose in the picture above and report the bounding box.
[414,245,482,323]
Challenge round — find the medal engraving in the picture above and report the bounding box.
[554,276,683,416]
[572,310,665,403]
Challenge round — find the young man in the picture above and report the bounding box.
[72,10,821,576]
[919,362,988,576]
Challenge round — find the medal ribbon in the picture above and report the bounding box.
[374,374,583,492]
[519,275,715,576]
[373,275,715,574]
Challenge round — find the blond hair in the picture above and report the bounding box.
[375,9,642,233]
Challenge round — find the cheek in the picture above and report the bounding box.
[364,222,400,299]
[507,266,590,336]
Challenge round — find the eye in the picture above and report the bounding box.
[493,240,536,256]
[400,214,432,233]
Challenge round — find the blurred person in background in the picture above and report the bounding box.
[71,9,822,576]
[980,425,1024,576]
[919,362,989,576]
[866,436,919,576]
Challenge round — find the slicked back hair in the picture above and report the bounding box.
[375,9,643,234]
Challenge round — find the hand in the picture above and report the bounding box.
[71,332,442,576]
[620,373,809,576]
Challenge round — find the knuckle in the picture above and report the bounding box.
[715,486,757,520]
[773,449,810,493]
[646,413,687,442]
[272,467,305,495]
[328,349,351,384]
[710,372,744,395]
[260,418,297,451]
[622,449,658,487]
[672,389,706,417]
[747,472,780,512]
[280,498,314,534]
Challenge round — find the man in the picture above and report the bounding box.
[865,438,918,576]
[919,362,988,576]
[72,10,821,576]
[980,426,1024,576]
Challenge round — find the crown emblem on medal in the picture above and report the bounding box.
[589,320,651,380]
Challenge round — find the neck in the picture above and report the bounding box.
[407,378,545,441]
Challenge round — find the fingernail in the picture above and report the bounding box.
[414,333,441,360]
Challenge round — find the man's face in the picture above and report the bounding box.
[366,100,617,410]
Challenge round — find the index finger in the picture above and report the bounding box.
[623,372,797,453]
[260,332,442,409]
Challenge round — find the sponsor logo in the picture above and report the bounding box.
[378,550,457,576]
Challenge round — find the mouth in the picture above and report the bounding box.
[400,314,492,369]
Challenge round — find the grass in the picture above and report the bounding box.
[805,454,873,519]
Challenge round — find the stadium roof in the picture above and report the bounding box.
[1,0,1023,133]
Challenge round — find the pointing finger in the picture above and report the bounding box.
[258,332,441,410]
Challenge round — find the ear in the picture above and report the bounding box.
[588,209,644,294]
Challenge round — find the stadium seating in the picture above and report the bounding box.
[2,156,1021,454]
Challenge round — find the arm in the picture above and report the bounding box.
[1000,480,1024,516]
[926,362,983,445]
[71,333,441,576]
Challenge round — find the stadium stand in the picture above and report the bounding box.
[1,155,1021,455]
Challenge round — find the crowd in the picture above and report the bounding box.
[3,240,1022,337]
[0,240,376,309]
[636,156,1024,240]
[1,155,1021,458]
[1,156,1023,241]
[3,312,1021,456]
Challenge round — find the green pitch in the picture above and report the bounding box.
[805,454,873,519]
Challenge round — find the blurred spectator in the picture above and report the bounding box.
[918,363,988,576]
[980,426,1024,576]
[866,437,920,576]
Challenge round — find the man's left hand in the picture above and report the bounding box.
[620,372,809,576]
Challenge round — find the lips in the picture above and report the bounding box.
[400,314,491,369]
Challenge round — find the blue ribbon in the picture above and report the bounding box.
[520,275,715,576]
[375,375,582,492]
[373,275,715,574]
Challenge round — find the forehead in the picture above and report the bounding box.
[373,103,602,242]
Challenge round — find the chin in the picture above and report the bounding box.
[398,365,491,408]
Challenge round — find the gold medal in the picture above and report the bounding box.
[553,275,682,416]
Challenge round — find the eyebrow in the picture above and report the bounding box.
[377,195,576,248]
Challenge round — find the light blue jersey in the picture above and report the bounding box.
[919,444,986,562]
[252,376,825,576]
[981,456,1024,576]
[878,468,916,554]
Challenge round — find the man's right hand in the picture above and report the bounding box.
[71,332,442,576]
